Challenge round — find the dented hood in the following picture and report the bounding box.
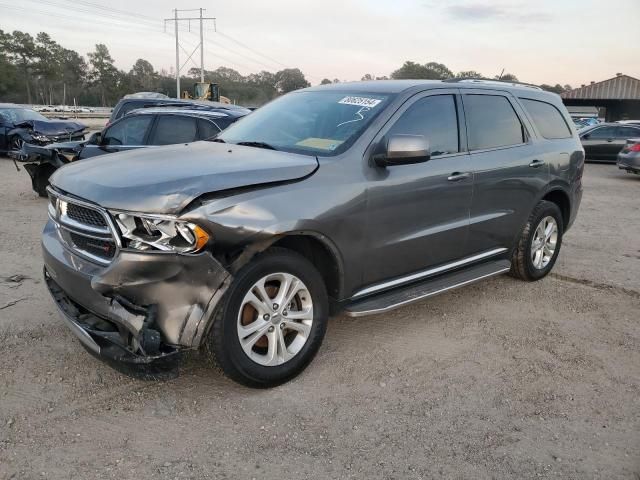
[17,119,86,136]
[50,141,319,214]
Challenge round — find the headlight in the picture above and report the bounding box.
[113,212,209,253]
[31,133,50,143]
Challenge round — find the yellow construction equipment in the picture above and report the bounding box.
[181,82,231,104]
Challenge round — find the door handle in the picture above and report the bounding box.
[529,159,545,168]
[447,172,471,182]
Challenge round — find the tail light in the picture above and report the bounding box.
[629,143,640,152]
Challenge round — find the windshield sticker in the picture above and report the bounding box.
[338,96,382,108]
[296,138,344,150]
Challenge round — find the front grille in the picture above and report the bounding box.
[66,203,108,227]
[69,232,116,260]
[48,189,117,265]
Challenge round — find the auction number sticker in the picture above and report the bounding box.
[338,96,382,108]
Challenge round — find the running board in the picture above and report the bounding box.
[343,259,511,317]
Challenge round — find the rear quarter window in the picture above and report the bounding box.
[521,98,572,139]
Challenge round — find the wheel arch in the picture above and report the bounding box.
[228,231,344,301]
[540,188,571,230]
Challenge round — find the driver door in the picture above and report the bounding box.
[362,90,474,288]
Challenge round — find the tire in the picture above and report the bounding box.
[33,164,56,197]
[10,135,24,152]
[206,247,328,388]
[510,200,563,281]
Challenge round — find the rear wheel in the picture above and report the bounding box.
[510,200,563,281]
[206,248,328,388]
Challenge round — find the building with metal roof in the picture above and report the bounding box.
[561,74,640,121]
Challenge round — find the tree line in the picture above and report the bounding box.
[0,30,572,108]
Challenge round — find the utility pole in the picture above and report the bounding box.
[199,8,204,83]
[174,9,179,98]
[165,8,216,99]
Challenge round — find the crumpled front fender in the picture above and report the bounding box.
[91,250,231,347]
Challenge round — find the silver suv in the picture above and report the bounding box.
[42,80,584,387]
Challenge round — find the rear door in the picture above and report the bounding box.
[581,126,618,160]
[363,89,474,288]
[462,90,547,253]
[148,114,199,145]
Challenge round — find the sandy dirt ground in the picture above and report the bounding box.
[0,157,638,479]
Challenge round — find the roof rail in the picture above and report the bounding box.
[445,78,543,91]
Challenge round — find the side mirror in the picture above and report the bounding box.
[375,134,430,167]
[88,131,102,145]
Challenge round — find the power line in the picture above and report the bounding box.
[164,8,216,98]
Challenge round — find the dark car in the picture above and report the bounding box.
[617,138,640,174]
[579,122,640,162]
[19,105,249,196]
[0,104,86,153]
[108,93,249,125]
[43,79,583,387]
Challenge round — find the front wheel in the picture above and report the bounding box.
[10,136,24,152]
[206,248,328,388]
[510,200,563,281]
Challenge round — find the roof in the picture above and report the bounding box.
[129,107,236,118]
[304,79,555,97]
[123,92,170,99]
[561,74,640,100]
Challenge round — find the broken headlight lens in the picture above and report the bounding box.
[30,133,50,143]
[113,213,209,253]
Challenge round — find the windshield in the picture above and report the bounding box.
[218,90,393,156]
[2,108,48,123]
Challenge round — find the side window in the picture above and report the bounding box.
[149,115,198,145]
[102,115,153,146]
[386,95,459,156]
[587,126,617,139]
[198,119,221,139]
[520,98,572,139]
[464,95,525,150]
[119,100,147,118]
[212,117,234,131]
[617,127,640,139]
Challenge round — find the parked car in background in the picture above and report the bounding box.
[617,138,640,174]
[108,93,250,125]
[579,122,640,162]
[42,79,584,387]
[17,104,248,195]
[616,120,640,126]
[0,104,86,153]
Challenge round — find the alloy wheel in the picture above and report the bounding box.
[530,216,558,269]
[237,272,313,366]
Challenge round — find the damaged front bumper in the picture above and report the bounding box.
[42,219,231,369]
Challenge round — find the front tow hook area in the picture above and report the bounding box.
[45,269,183,379]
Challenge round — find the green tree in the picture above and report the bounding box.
[455,70,483,79]
[361,73,374,81]
[496,73,519,82]
[2,30,37,103]
[275,68,310,94]
[320,78,332,85]
[130,58,156,91]
[391,61,453,80]
[87,44,119,106]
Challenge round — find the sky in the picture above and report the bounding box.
[1,0,639,87]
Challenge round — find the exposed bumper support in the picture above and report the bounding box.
[42,219,232,368]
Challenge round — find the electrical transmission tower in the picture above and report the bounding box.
[164,8,216,98]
